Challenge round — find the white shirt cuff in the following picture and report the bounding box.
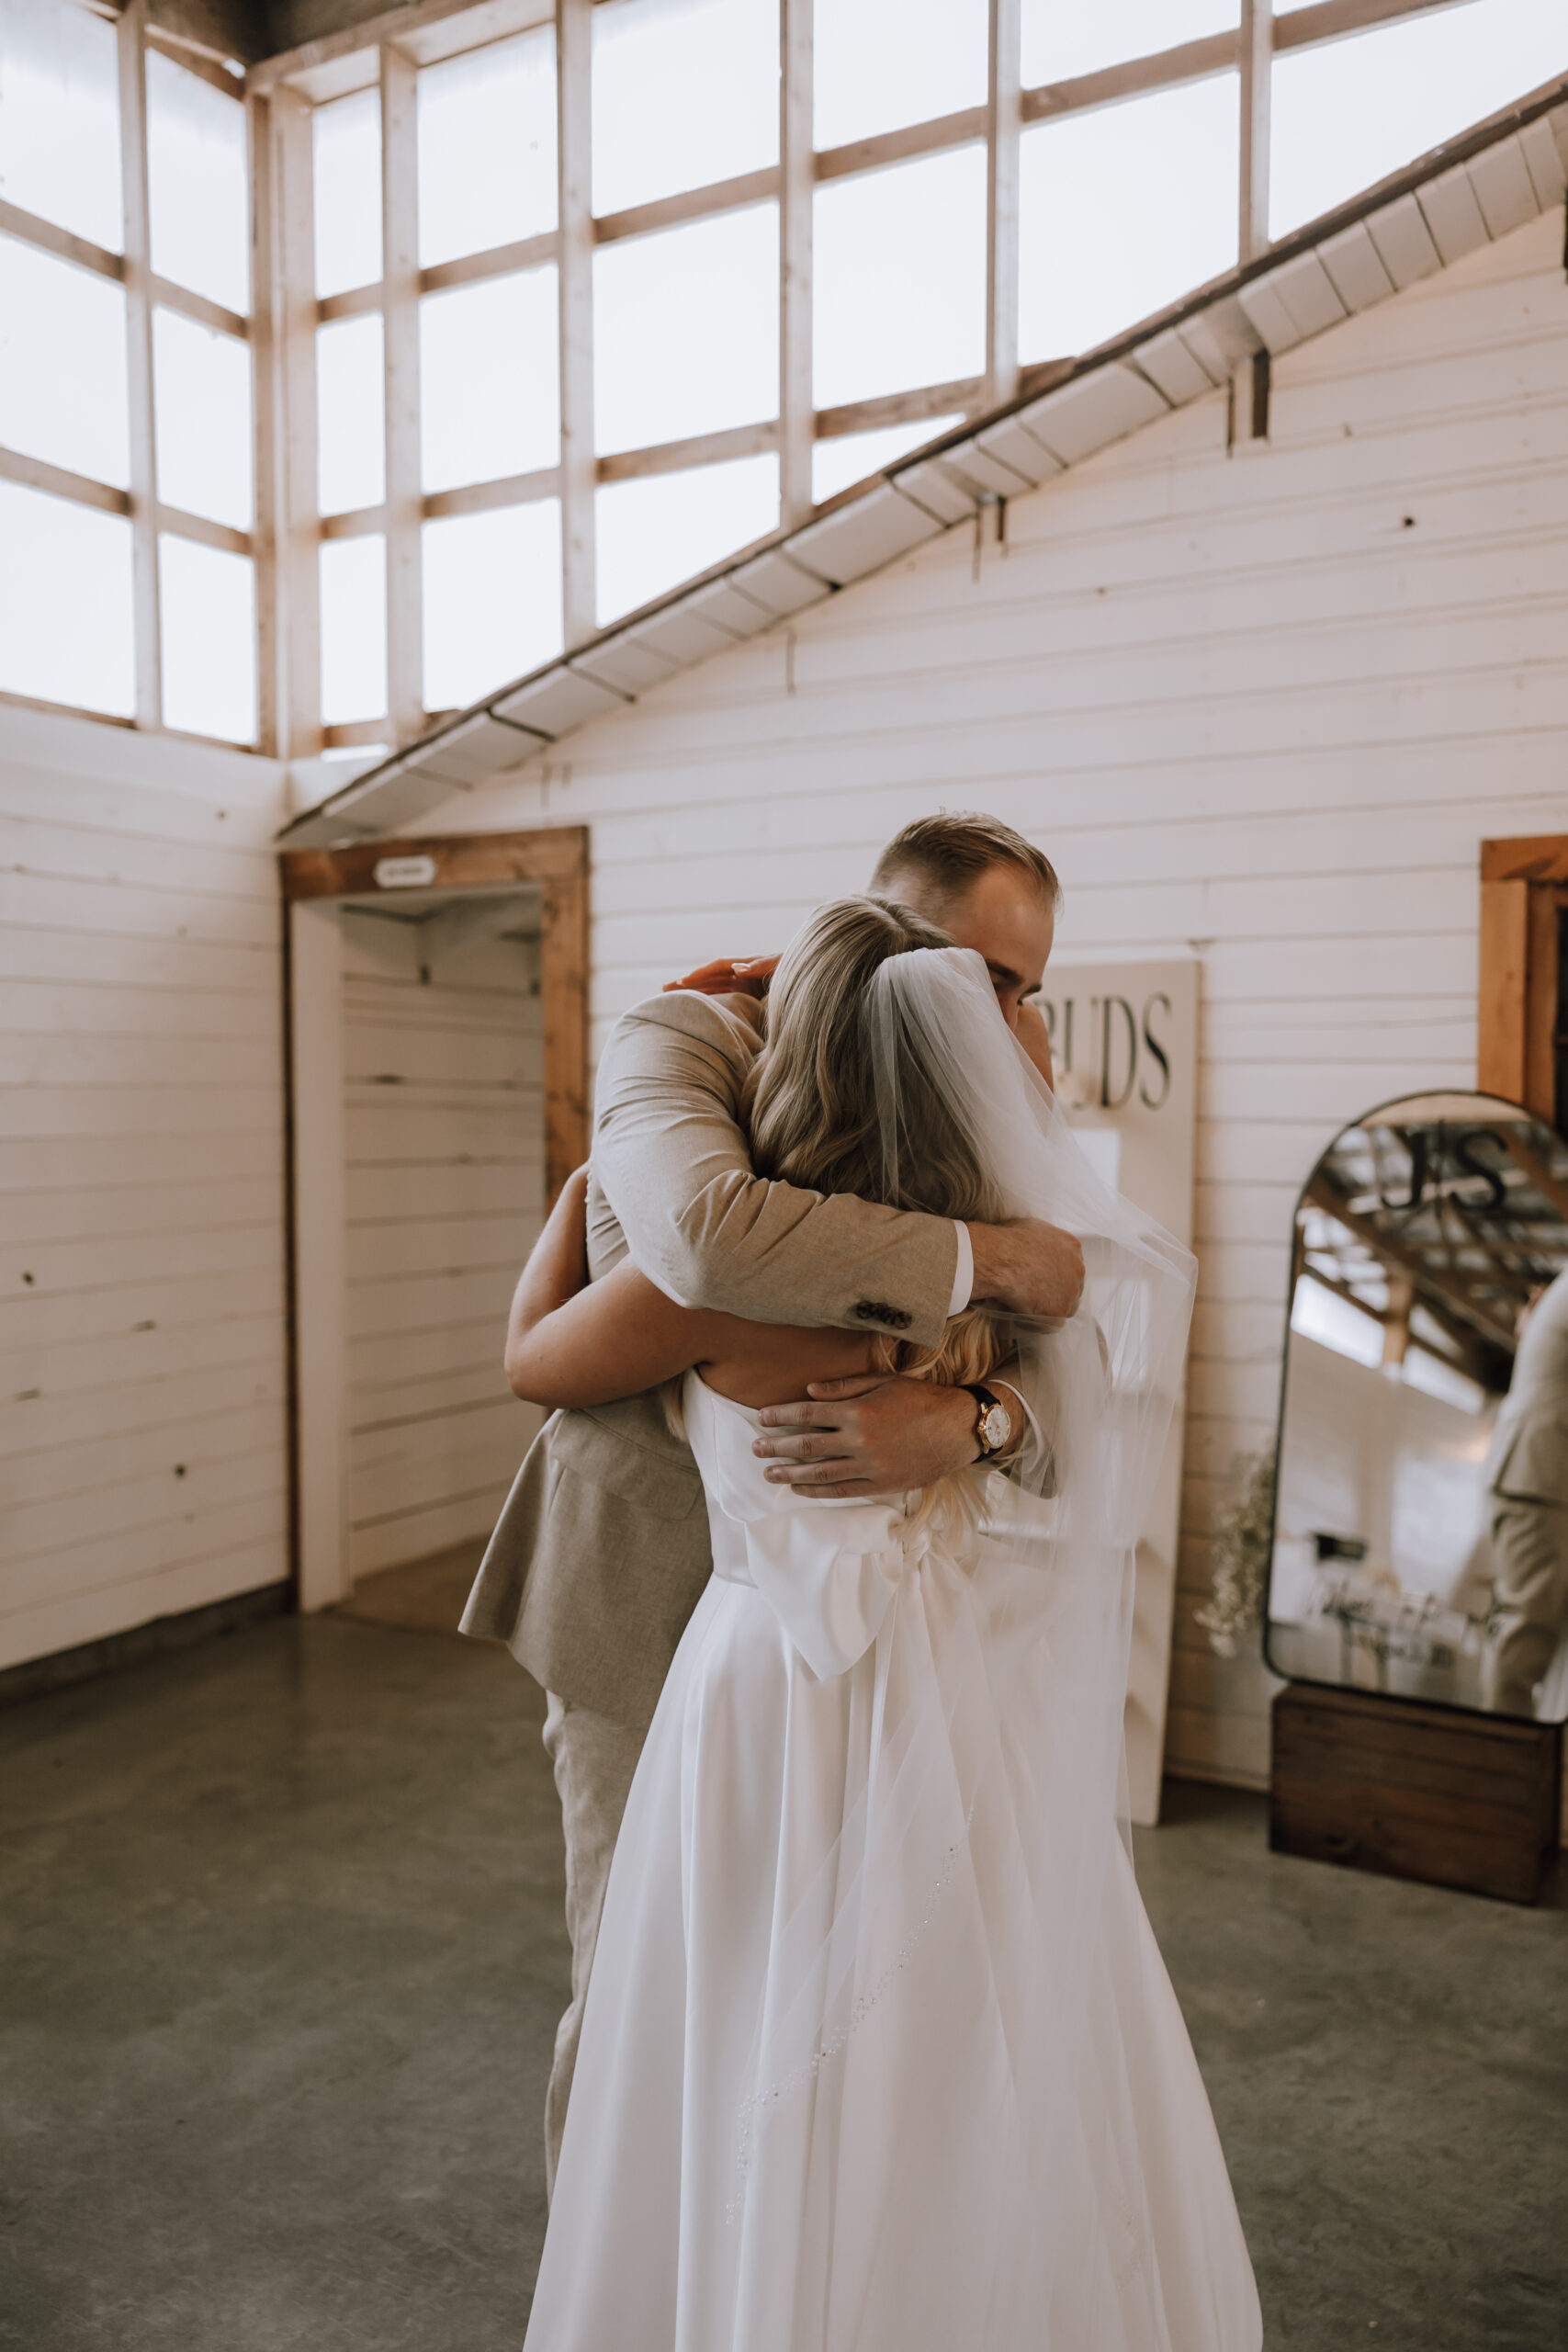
[948,1222,974,1317]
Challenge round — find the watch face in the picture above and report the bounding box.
[981,1402,1010,1450]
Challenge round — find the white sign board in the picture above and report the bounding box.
[1038,959,1199,1827]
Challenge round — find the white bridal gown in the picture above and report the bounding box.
[524,1371,1264,2352]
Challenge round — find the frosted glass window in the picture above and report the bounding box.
[594,207,778,457]
[420,268,559,493]
[152,308,253,530]
[1270,0,1568,240]
[418,27,557,266]
[1019,75,1237,362]
[0,235,130,487]
[423,502,564,713]
[814,149,987,411]
[812,413,964,505]
[159,535,256,743]
[320,535,389,725]
[313,88,382,298]
[596,453,779,626]
[592,0,778,217]
[0,481,134,717]
[815,0,987,152]
[145,52,248,315]
[0,0,122,251]
[1021,0,1237,85]
[317,314,386,516]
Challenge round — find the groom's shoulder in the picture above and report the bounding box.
[605,987,764,1074]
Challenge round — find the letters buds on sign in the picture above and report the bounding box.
[373,854,439,890]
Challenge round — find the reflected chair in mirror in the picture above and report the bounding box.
[1264,1092,1567,1905]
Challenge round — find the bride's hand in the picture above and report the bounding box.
[504,1163,592,1395]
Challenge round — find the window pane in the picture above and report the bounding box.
[1270,0,1568,241]
[320,534,388,725]
[152,308,252,529]
[159,535,256,743]
[317,313,386,516]
[313,87,382,298]
[812,413,964,505]
[0,0,121,251]
[594,206,778,458]
[596,453,778,626]
[814,148,987,411]
[0,481,134,716]
[418,27,557,267]
[1019,75,1237,363]
[815,0,987,152]
[0,235,130,487]
[423,502,563,711]
[1021,0,1237,86]
[421,267,559,493]
[592,0,778,217]
[145,51,248,315]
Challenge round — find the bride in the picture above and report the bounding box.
[509,897,1261,2351]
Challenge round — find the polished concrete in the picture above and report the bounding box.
[1,1608,1562,2350]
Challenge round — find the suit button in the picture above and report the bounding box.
[853,1301,876,1321]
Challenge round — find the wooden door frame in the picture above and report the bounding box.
[277,826,589,1610]
[1478,835,1568,1122]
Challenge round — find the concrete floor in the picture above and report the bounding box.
[1,1608,1562,2350]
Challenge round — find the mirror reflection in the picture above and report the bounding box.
[1267,1092,1568,1724]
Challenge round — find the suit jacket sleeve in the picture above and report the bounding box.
[591,988,958,1351]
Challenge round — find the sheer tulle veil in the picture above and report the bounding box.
[727,945,1199,2342]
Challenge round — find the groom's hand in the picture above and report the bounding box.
[753,1376,980,1498]
[968,1217,1084,1322]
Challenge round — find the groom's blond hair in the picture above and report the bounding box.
[870,812,1060,913]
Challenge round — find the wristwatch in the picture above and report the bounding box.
[963,1383,1014,1462]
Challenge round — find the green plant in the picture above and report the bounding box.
[1195,1447,1277,1657]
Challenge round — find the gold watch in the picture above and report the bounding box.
[964,1383,1014,1461]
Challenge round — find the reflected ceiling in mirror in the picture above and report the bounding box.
[1267,1092,1568,1724]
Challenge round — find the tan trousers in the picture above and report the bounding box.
[541,1691,646,2201]
[1483,1497,1568,1717]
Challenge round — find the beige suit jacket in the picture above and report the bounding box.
[460,987,958,1727]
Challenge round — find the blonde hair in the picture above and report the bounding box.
[745,896,1010,1390]
[869,810,1060,916]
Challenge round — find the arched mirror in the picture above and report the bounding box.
[1266,1092,1568,1725]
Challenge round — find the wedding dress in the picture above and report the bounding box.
[524,950,1262,2351]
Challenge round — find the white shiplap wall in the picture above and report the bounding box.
[342,902,545,1580]
[0,705,291,1673]
[429,206,1568,1789]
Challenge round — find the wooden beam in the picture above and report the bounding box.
[278,823,589,899]
[594,166,783,249]
[1239,0,1271,266]
[148,276,250,340]
[0,446,132,518]
[381,44,423,746]
[814,106,989,186]
[1304,1172,1519,1349]
[287,897,349,1611]
[1482,836,1568,886]
[0,198,123,282]
[1478,876,1529,1103]
[1272,0,1468,58]
[558,0,596,648]
[985,0,1021,413]
[595,421,781,485]
[779,0,813,529]
[541,854,590,1206]
[118,2,162,730]
[1524,882,1561,1125]
[814,376,986,439]
[1021,30,1241,127]
[1500,1128,1568,1227]
[420,228,560,292]
[257,83,322,758]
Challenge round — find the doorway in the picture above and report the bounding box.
[1479,835,1568,1142]
[279,829,588,1613]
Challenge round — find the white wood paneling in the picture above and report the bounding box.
[0,706,291,1672]
[439,206,1568,1792]
[340,904,545,1582]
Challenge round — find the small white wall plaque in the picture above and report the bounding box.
[373,854,439,889]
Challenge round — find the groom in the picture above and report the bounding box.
[463,812,1077,2192]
